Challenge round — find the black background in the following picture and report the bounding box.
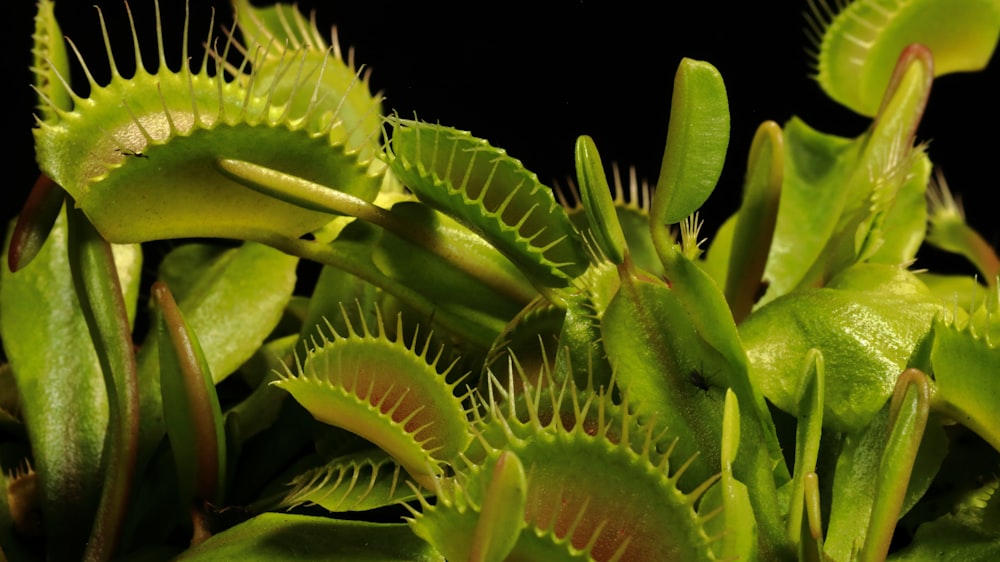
[4,1,998,276]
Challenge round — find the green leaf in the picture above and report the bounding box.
[763,47,933,303]
[742,264,942,432]
[859,370,930,562]
[215,158,537,314]
[825,371,943,562]
[147,242,298,385]
[274,308,473,489]
[372,201,533,327]
[825,402,892,561]
[605,253,789,556]
[469,450,527,562]
[929,317,1000,451]
[581,165,661,276]
[278,449,420,513]
[1,209,140,561]
[867,154,931,266]
[786,350,824,547]
[601,265,723,492]
[651,58,729,227]
[700,390,758,562]
[811,0,1000,116]
[65,207,142,562]
[760,116,854,301]
[7,175,66,273]
[132,242,296,495]
[801,473,826,562]
[724,121,783,323]
[223,334,298,446]
[387,119,589,288]
[175,514,443,561]
[154,282,227,510]
[574,135,626,264]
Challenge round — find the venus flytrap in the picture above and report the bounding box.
[809,0,1000,117]
[413,367,722,561]
[3,0,1000,560]
[29,0,383,247]
[272,448,421,514]
[385,118,590,294]
[925,171,1000,288]
[744,45,933,306]
[273,307,474,490]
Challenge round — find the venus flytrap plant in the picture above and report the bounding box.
[808,0,1000,117]
[412,366,721,562]
[28,0,383,247]
[3,0,1000,560]
[273,306,474,490]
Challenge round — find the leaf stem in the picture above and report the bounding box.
[66,208,140,562]
[215,158,537,305]
[258,233,501,349]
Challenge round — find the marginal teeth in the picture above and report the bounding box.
[31,0,384,244]
[387,119,591,287]
[407,366,718,562]
[809,0,1000,116]
[274,306,474,491]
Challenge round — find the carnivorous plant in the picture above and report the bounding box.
[2,0,999,560]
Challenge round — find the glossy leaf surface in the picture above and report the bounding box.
[154,282,227,510]
[176,514,443,561]
[812,0,1000,116]
[1,210,140,560]
[652,58,730,227]
[742,264,943,432]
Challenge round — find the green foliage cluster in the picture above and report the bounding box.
[1,0,999,560]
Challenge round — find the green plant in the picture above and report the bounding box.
[2,0,1000,560]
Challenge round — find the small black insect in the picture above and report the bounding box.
[115,148,148,159]
[688,369,711,392]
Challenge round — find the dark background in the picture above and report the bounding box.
[4,1,998,276]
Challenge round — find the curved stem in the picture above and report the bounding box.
[725,121,783,324]
[859,368,929,562]
[66,208,140,562]
[258,233,502,349]
[216,158,537,305]
[8,173,66,273]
